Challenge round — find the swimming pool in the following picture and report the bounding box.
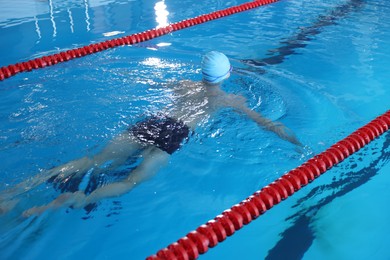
[0,0,389,259]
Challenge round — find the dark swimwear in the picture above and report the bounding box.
[129,116,190,155]
[48,115,189,210]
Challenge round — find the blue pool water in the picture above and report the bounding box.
[0,0,389,259]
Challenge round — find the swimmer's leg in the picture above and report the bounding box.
[0,156,94,202]
[0,157,95,215]
[22,146,169,216]
[87,133,144,174]
[47,134,144,193]
[48,133,143,184]
[83,146,170,206]
[23,191,86,217]
[0,133,143,213]
[0,198,20,215]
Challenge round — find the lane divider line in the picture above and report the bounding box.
[0,0,279,81]
[147,110,390,259]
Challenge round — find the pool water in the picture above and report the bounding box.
[0,0,389,259]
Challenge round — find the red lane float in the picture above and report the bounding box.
[0,0,279,81]
[147,110,390,260]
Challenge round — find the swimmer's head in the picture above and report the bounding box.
[201,51,232,85]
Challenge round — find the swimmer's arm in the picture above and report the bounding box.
[225,94,302,146]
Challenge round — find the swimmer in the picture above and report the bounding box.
[0,51,301,217]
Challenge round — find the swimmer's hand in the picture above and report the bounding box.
[264,121,303,147]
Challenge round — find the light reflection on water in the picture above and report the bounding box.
[0,0,390,259]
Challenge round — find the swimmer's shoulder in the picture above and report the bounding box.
[178,79,204,87]
[172,80,206,92]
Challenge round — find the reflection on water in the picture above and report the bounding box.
[154,0,169,28]
[0,0,142,66]
[242,0,365,67]
[1,0,390,259]
[0,0,120,26]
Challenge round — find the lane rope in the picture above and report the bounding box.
[0,0,279,81]
[147,110,390,260]
[3,1,388,259]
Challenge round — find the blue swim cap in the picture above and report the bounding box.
[201,51,232,84]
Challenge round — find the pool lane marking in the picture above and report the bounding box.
[0,0,279,81]
[242,0,364,67]
[147,110,390,259]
